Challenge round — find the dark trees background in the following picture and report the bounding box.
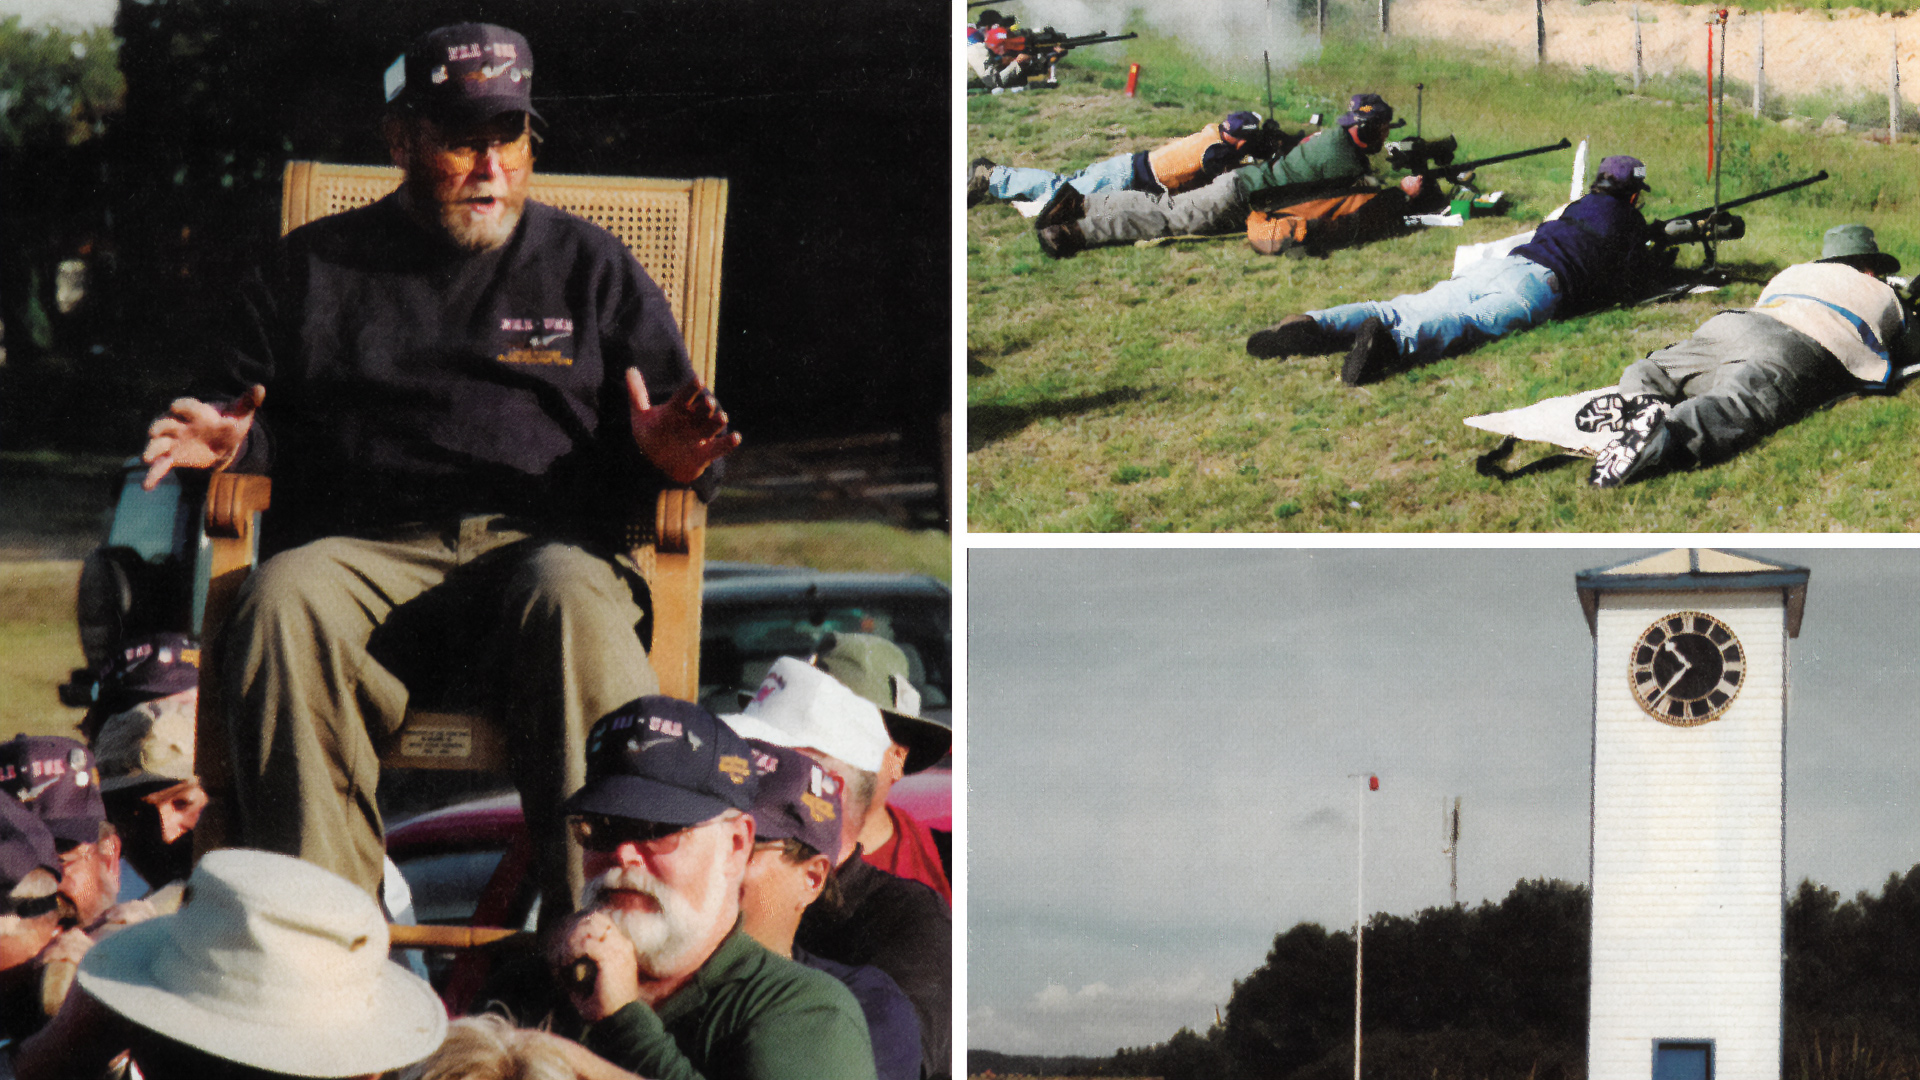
[1,0,947,461]
[980,869,1920,1080]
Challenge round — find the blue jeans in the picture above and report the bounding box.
[988,152,1138,203]
[1310,255,1563,362]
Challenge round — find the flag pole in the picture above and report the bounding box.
[1352,774,1376,1080]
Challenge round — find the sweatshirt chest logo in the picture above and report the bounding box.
[497,316,576,367]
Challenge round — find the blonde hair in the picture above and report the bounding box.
[395,1015,573,1080]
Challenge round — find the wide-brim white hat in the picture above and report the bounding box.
[723,656,891,773]
[76,848,447,1076]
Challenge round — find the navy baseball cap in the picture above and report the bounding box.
[565,697,758,827]
[1598,155,1651,192]
[1338,93,1403,129]
[746,741,843,860]
[384,23,543,126]
[0,795,60,897]
[0,735,104,849]
[95,632,199,717]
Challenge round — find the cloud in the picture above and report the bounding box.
[973,970,1230,1056]
[1295,805,1348,831]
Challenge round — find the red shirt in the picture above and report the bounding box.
[863,804,951,905]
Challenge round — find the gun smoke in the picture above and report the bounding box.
[1011,0,1321,77]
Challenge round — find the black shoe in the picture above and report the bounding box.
[1589,403,1670,488]
[1574,392,1665,433]
[1340,317,1399,386]
[1035,183,1086,230]
[1247,315,1334,359]
[1037,222,1085,259]
[967,158,995,208]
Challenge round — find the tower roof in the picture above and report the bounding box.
[1575,549,1809,637]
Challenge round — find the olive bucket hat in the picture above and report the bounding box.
[1817,224,1901,276]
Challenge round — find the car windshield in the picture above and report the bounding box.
[699,599,951,718]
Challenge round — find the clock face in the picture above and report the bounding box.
[1629,611,1746,726]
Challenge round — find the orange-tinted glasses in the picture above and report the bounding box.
[424,120,534,173]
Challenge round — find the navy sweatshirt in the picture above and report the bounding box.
[203,194,703,550]
[1510,190,1652,310]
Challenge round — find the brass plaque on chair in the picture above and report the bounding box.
[397,727,474,760]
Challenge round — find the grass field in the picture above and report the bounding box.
[966,29,1920,531]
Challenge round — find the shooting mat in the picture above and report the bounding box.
[1464,385,1624,456]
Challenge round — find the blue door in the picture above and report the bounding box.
[1653,1041,1712,1080]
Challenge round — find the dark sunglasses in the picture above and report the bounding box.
[568,814,695,854]
[0,892,65,920]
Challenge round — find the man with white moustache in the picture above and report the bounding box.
[726,660,953,1080]
[545,696,876,1080]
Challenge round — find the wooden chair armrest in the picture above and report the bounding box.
[644,488,706,701]
[205,472,272,538]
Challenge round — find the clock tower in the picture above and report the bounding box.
[1576,549,1808,1080]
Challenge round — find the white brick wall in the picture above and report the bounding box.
[1590,589,1785,1080]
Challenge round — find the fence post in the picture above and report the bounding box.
[1893,32,1902,141]
[1380,0,1388,37]
[1536,0,1546,64]
[1319,0,1327,38]
[1752,14,1764,118]
[1633,5,1643,95]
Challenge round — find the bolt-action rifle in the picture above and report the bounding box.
[1400,137,1573,189]
[1649,170,1828,248]
[994,27,1138,55]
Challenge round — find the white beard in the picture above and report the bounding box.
[582,857,735,978]
[435,188,523,251]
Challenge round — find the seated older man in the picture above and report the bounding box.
[740,740,921,1080]
[727,660,953,1080]
[0,797,73,1043]
[0,736,119,932]
[545,696,877,1080]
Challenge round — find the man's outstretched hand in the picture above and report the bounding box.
[141,385,265,490]
[626,369,740,485]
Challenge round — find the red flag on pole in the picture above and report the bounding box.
[1369,775,1379,791]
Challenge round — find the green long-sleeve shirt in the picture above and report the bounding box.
[1232,127,1373,200]
[584,928,879,1080]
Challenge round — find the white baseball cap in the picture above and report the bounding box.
[723,656,891,773]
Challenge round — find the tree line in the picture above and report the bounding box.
[974,867,1920,1080]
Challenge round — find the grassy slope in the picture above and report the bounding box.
[967,30,1920,532]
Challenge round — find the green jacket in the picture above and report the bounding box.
[1233,128,1373,200]
[584,928,879,1080]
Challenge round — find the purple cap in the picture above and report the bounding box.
[565,697,758,827]
[1598,155,1650,192]
[0,735,105,849]
[1337,93,1400,129]
[95,632,199,717]
[383,23,542,126]
[746,741,843,859]
[1222,111,1264,139]
[0,795,60,895]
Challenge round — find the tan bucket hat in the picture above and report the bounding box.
[76,848,446,1076]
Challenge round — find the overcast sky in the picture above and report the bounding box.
[0,0,112,28]
[968,547,1920,1057]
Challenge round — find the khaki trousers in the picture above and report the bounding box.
[222,515,657,916]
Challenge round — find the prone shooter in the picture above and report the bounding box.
[966,9,1135,92]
